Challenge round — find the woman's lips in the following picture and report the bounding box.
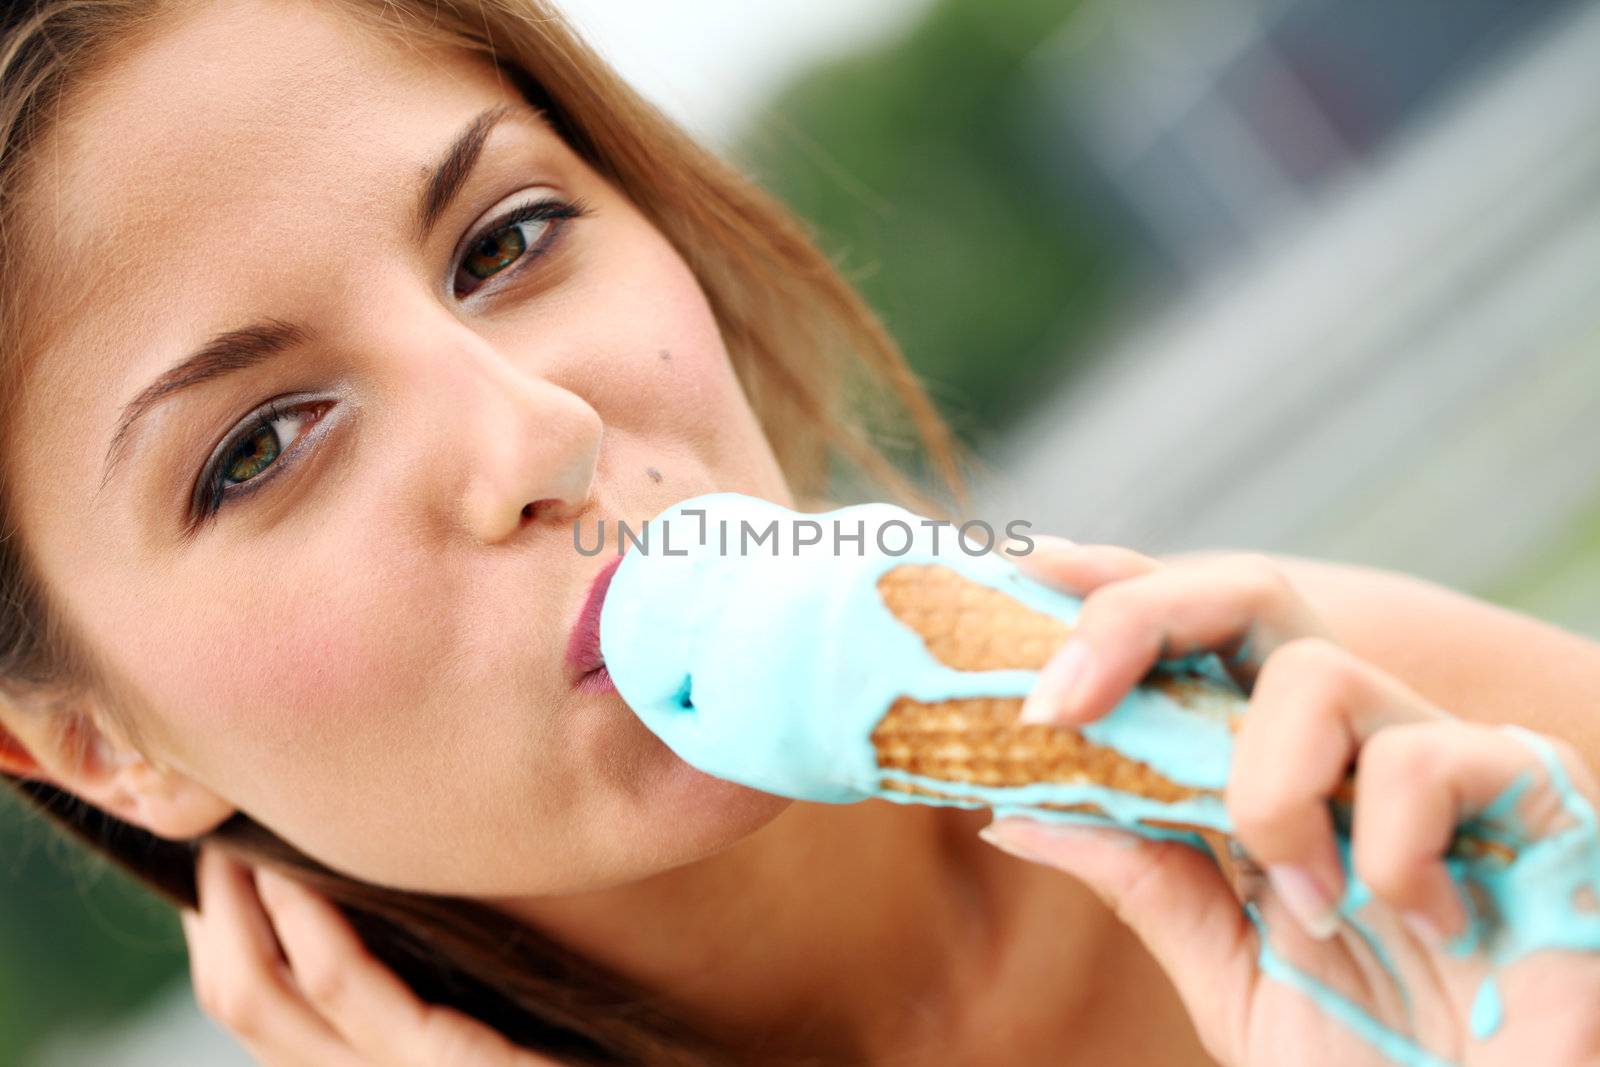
[575,662,616,694]
[566,552,625,692]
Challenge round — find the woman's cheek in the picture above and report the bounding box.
[137,550,448,766]
[628,250,774,460]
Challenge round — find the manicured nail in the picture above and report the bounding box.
[1020,640,1091,724]
[978,824,1047,863]
[980,819,1138,867]
[1401,910,1444,948]
[1008,533,1077,565]
[254,866,291,905]
[1034,820,1141,849]
[1267,864,1341,940]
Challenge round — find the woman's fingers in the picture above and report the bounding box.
[980,817,1258,1064]
[253,867,424,1058]
[1010,536,1163,591]
[1227,638,1445,938]
[185,845,355,1066]
[255,867,565,1066]
[1010,538,1163,725]
[186,847,565,1066]
[1350,720,1600,945]
[1023,553,1337,726]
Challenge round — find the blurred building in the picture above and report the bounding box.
[979,0,1600,635]
[1029,0,1580,281]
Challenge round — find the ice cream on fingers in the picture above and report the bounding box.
[598,492,1600,1067]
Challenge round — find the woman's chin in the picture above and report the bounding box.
[596,701,785,828]
[652,732,793,831]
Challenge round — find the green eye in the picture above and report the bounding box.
[217,408,310,491]
[222,424,282,484]
[461,223,532,282]
[194,400,324,518]
[452,196,590,297]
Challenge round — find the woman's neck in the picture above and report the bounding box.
[492,798,1191,1064]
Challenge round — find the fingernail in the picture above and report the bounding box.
[980,819,1137,867]
[1401,910,1444,948]
[1009,533,1077,565]
[1020,640,1091,724]
[254,866,289,904]
[1034,820,1141,849]
[1029,534,1079,551]
[978,823,1046,863]
[1266,864,1341,940]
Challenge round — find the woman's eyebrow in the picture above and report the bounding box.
[414,102,519,241]
[96,102,529,499]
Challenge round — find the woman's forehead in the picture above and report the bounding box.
[8,0,553,520]
[35,2,509,269]
[16,1,534,373]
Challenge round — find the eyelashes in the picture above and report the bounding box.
[186,193,592,525]
[190,395,331,520]
[453,194,591,298]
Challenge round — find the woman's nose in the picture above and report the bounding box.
[451,346,603,545]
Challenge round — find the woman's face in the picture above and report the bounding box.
[6,0,795,895]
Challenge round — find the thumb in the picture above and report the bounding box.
[981,817,1259,1060]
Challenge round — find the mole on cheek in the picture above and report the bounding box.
[657,349,672,361]
[645,467,663,483]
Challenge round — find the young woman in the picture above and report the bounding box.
[3,2,1600,1065]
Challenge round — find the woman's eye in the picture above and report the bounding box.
[222,409,307,483]
[453,196,589,298]
[186,197,589,525]
[195,401,325,518]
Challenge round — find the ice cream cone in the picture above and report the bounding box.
[870,562,1234,819]
[868,561,1514,864]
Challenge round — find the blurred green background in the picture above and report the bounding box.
[7,0,1600,1061]
[733,0,1128,443]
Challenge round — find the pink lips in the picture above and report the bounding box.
[566,552,624,693]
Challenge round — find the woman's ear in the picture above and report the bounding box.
[0,720,44,777]
[0,704,235,840]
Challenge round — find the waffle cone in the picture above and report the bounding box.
[867,562,1516,865]
[868,562,1222,824]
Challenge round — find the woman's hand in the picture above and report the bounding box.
[180,844,566,1067]
[984,537,1600,1067]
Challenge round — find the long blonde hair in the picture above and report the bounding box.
[0,1,970,1062]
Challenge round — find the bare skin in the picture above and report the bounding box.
[0,1,1201,1063]
[9,3,1600,1066]
[182,541,1600,1066]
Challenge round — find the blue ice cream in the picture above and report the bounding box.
[597,491,1243,836]
[597,491,1600,1067]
